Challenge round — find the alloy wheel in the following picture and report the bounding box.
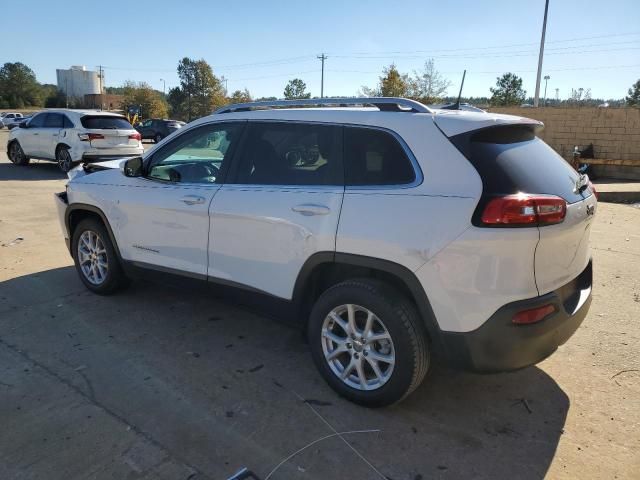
[77,230,109,285]
[321,304,395,391]
[57,149,72,172]
[9,143,22,164]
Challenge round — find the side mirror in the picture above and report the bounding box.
[121,156,144,177]
[19,122,28,128]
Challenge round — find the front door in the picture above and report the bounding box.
[20,112,47,157]
[112,121,245,276]
[209,121,344,299]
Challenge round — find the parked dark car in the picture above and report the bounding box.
[135,119,185,143]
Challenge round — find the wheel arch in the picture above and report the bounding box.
[292,252,443,348]
[66,204,124,264]
[55,142,72,154]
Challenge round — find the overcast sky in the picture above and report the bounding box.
[3,0,639,100]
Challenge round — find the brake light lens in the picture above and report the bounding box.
[481,194,567,226]
[129,132,142,141]
[78,133,105,141]
[512,304,556,325]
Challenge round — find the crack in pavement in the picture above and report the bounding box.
[0,337,210,480]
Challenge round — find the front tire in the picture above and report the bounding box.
[56,146,73,173]
[8,141,30,165]
[154,133,163,143]
[72,219,127,295]
[308,279,430,407]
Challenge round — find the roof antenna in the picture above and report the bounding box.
[453,70,466,110]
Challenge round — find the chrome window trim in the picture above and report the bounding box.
[225,119,423,190]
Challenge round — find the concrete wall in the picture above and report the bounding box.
[488,107,640,180]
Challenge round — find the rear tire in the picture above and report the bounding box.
[308,279,430,407]
[71,219,128,295]
[154,133,163,143]
[56,146,73,173]
[8,141,30,166]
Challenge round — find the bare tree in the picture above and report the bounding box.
[408,59,451,104]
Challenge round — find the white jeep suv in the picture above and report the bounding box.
[7,110,143,172]
[55,98,596,406]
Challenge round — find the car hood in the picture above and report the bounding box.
[67,158,130,181]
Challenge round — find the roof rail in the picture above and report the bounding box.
[214,97,432,114]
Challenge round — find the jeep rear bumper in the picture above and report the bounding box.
[440,260,592,372]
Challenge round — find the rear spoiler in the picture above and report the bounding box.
[433,110,543,138]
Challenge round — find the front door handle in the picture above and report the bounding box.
[291,204,331,216]
[180,195,205,205]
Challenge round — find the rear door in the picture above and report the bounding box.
[81,115,139,151]
[450,124,596,295]
[208,121,344,299]
[40,112,64,159]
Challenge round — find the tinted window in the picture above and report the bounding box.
[44,113,63,128]
[344,127,415,186]
[232,122,343,185]
[80,115,133,129]
[147,123,242,184]
[453,125,585,204]
[28,113,46,128]
[63,115,74,128]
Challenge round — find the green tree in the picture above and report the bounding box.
[283,78,311,99]
[408,59,450,104]
[626,79,640,106]
[0,62,42,108]
[176,57,225,120]
[121,81,169,120]
[361,64,410,97]
[228,88,252,104]
[489,73,526,106]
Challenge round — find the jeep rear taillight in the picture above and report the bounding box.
[481,194,567,226]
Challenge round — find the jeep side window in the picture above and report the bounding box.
[231,122,343,186]
[147,123,242,184]
[344,127,416,186]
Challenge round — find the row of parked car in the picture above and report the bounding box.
[0,112,31,129]
[4,109,185,172]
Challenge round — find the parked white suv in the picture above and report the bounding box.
[7,110,143,172]
[55,98,596,406]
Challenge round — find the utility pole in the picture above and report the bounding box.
[65,77,69,109]
[534,0,550,107]
[543,75,550,106]
[160,78,166,96]
[555,87,559,101]
[98,65,103,110]
[317,53,327,98]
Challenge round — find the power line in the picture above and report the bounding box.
[331,31,640,56]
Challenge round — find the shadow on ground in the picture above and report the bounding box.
[0,160,66,181]
[0,266,569,479]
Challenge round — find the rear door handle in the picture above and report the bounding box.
[291,204,331,216]
[180,195,205,205]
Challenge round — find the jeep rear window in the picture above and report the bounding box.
[452,125,584,204]
[81,116,133,130]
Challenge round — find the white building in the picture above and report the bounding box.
[56,66,103,99]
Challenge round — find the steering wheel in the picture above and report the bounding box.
[188,163,219,182]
